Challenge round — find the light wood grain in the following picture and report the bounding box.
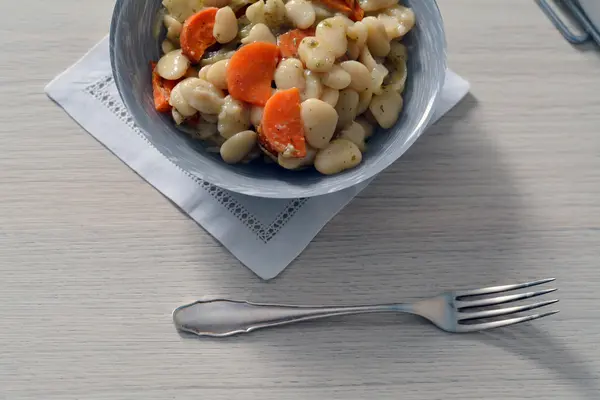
[1,1,600,399]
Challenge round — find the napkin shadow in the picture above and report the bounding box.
[476,325,599,399]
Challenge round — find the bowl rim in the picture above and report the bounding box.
[109,0,447,199]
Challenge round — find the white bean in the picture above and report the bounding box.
[241,23,276,45]
[213,7,238,44]
[338,121,367,151]
[316,17,348,58]
[206,59,229,91]
[340,61,371,92]
[156,49,190,80]
[335,88,359,129]
[346,21,368,49]
[356,117,375,138]
[369,88,403,128]
[359,45,377,71]
[357,0,397,12]
[246,0,266,24]
[250,106,264,127]
[321,65,351,90]
[198,65,212,80]
[161,39,176,54]
[385,5,416,34]
[171,108,185,125]
[220,130,258,164]
[300,99,338,149]
[314,139,362,175]
[313,4,334,21]
[163,14,182,42]
[274,58,305,90]
[179,78,225,115]
[298,37,335,73]
[218,95,251,138]
[169,81,197,117]
[278,146,317,170]
[163,0,204,22]
[263,0,286,28]
[346,41,360,60]
[285,0,316,29]
[321,87,339,107]
[302,70,324,100]
[363,17,390,57]
[370,63,389,95]
[201,113,219,124]
[356,88,373,115]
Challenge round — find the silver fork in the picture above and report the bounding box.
[173,278,558,337]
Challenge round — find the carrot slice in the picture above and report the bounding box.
[351,1,364,21]
[277,28,315,59]
[226,42,280,106]
[314,0,352,16]
[180,8,218,63]
[151,62,179,113]
[259,88,306,158]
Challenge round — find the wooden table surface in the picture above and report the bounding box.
[1,1,599,399]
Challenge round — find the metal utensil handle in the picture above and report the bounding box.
[173,299,411,337]
[538,0,590,44]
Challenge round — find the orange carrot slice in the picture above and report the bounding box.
[314,0,352,16]
[226,42,280,106]
[151,62,179,112]
[180,8,218,63]
[277,28,315,58]
[259,88,306,158]
[351,1,364,21]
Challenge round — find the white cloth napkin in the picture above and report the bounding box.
[46,37,470,280]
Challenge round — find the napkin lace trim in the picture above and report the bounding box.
[84,76,307,243]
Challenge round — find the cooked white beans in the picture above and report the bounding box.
[171,108,185,125]
[338,121,367,151]
[363,17,390,57]
[300,99,338,149]
[357,0,397,12]
[274,58,305,90]
[198,65,211,80]
[241,23,277,45]
[158,0,416,175]
[369,88,403,128]
[246,1,266,24]
[163,14,182,41]
[316,17,348,58]
[321,87,339,107]
[340,61,371,92]
[285,0,315,29]
[179,78,225,115]
[278,146,317,169]
[169,81,198,117]
[206,59,229,90]
[250,106,264,127]
[335,89,359,129]
[161,39,176,54]
[301,70,323,101]
[218,95,251,138]
[314,139,362,175]
[356,88,373,115]
[264,0,286,28]
[321,65,351,90]
[214,7,238,44]
[356,117,375,138]
[220,130,258,164]
[156,49,190,80]
[298,37,335,73]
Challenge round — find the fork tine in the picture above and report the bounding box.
[457,310,559,332]
[458,299,559,322]
[455,278,555,298]
[457,288,557,309]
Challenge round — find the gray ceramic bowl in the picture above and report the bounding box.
[110,0,446,198]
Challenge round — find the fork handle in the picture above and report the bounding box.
[173,299,413,337]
